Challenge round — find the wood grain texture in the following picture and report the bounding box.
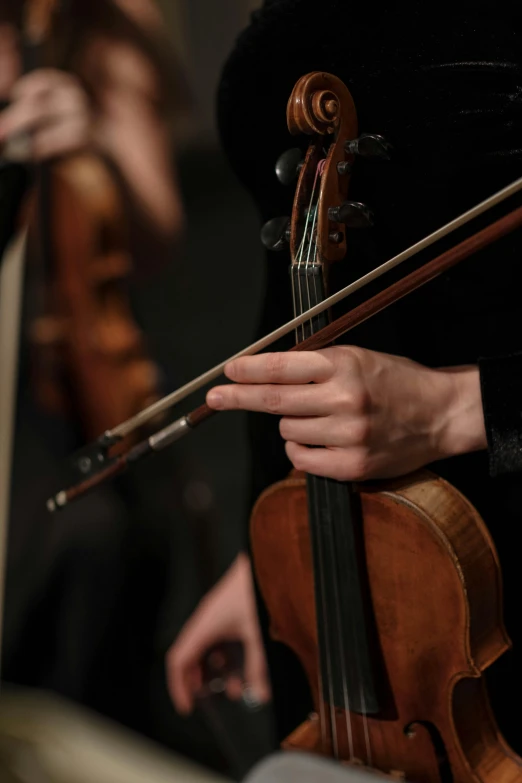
[250,470,522,783]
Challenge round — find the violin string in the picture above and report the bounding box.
[361,682,372,767]
[317,350,357,757]
[295,247,335,757]
[293,229,326,748]
[311,256,356,762]
[297,165,338,756]
[296,181,315,343]
[346,502,373,764]
[109,173,522,440]
[305,194,338,756]
[310,158,355,761]
[307,175,338,756]
[311,468,338,758]
[290,256,298,344]
[346,529,373,765]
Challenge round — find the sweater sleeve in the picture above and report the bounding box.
[479,353,522,476]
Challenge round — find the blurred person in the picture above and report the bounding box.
[167,0,522,758]
[0,0,193,744]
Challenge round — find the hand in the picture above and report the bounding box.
[206,347,487,481]
[0,69,92,161]
[166,553,271,715]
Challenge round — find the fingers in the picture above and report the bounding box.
[207,383,331,416]
[166,553,269,716]
[10,69,71,99]
[285,441,372,482]
[224,633,271,705]
[0,70,90,159]
[0,96,51,143]
[243,630,271,705]
[166,631,206,715]
[279,415,369,447]
[31,117,89,159]
[166,605,226,714]
[208,350,366,417]
[167,628,271,715]
[225,675,244,701]
[225,352,334,385]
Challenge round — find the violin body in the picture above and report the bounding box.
[28,153,161,441]
[251,470,522,782]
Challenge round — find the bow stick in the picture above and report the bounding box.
[47,176,522,511]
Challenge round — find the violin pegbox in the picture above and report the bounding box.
[261,72,391,263]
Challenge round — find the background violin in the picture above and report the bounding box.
[249,72,522,783]
[23,0,162,445]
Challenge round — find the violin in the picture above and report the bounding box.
[247,73,522,781]
[23,0,161,444]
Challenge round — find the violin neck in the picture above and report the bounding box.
[292,259,379,715]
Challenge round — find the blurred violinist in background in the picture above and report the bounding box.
[0,0,198,746]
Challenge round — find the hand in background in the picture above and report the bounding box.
[166,553,271,715]
[0,68,91,161]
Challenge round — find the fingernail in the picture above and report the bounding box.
[207,391,224,409]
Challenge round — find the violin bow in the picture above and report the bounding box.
[47,175,522,511]
[0,233,28,683]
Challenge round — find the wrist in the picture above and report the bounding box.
[434,365,487,459]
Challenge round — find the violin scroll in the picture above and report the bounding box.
[286,72,360,265]
[286,72,357,139]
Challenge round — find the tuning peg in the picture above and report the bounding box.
[328,201,374,228]
[345,133,392,160]
[275,148,303,186]
[261,216,291,251]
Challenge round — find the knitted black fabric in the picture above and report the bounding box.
[480,353,522,475]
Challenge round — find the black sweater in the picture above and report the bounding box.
[217,0,522,747]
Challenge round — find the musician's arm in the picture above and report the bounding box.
[87,37,184,239]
